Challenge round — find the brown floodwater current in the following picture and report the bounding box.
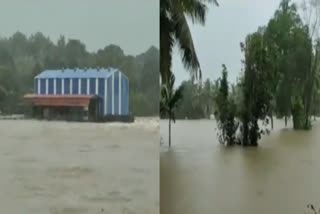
[160,119,320,214]
[0,118,159,214]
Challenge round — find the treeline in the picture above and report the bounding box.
[0,32,159,116]
[174,77,242,120]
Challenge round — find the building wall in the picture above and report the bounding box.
[34,72,129,116]
[107,77,112,115]
[122,75,129,115]
[98,78,105,116]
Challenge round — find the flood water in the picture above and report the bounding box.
[0,118,159,214]
[160,119,320,214]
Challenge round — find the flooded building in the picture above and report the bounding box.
[24,68,129,121]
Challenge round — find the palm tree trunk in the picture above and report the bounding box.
[169,116,171,147]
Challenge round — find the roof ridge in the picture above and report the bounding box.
[35,67,120,79]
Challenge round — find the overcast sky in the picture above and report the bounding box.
[0,0,159,55]
[173,0,304,85]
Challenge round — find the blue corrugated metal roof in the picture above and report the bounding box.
[35,68,119,79]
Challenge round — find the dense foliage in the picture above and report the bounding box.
[240,31,273,146]
[264,0,314,129]
[214,65,238,145]
[0,32,159,116]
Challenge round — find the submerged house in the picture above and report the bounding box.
[24,68,129,121]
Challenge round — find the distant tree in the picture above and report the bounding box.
[9,31,29,57]
[96,45,125,68]
[0,48,15,67]
[173,78,218,119]
[57,35,66,48]
[192,79,214,118]
[174,80,205,119]
[160,72,183,147]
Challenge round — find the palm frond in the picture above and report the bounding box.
[169,85,184,109]
[179,0,208,24]
[172,9,201,79]
[160,71,184,121]
[160,0,219,82]
[203,0,219,6]
[160,84,169,116]
[160,5,175,84]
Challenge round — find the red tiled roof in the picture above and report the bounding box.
[23,94,98,107]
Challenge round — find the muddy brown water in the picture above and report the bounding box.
[160,119,320,214]
[0,118,159,214]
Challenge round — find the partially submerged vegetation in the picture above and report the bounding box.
[214,65,238,146]
[161,0,320,147]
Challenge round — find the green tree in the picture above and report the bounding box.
[240,32,272,146]
[160,72,184,147]
[214,64,238,145]
[264,0,312,129]
[300,0,320,129]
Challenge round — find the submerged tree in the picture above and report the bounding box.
[160,0,219,83]
[214,64,238,145]
[240,32,272,146]
[300,0,320,129]
[263,0,313,130]
[160,72,184,147]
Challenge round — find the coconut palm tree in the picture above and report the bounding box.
[160,72,184,147]
[160,0,219,83]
